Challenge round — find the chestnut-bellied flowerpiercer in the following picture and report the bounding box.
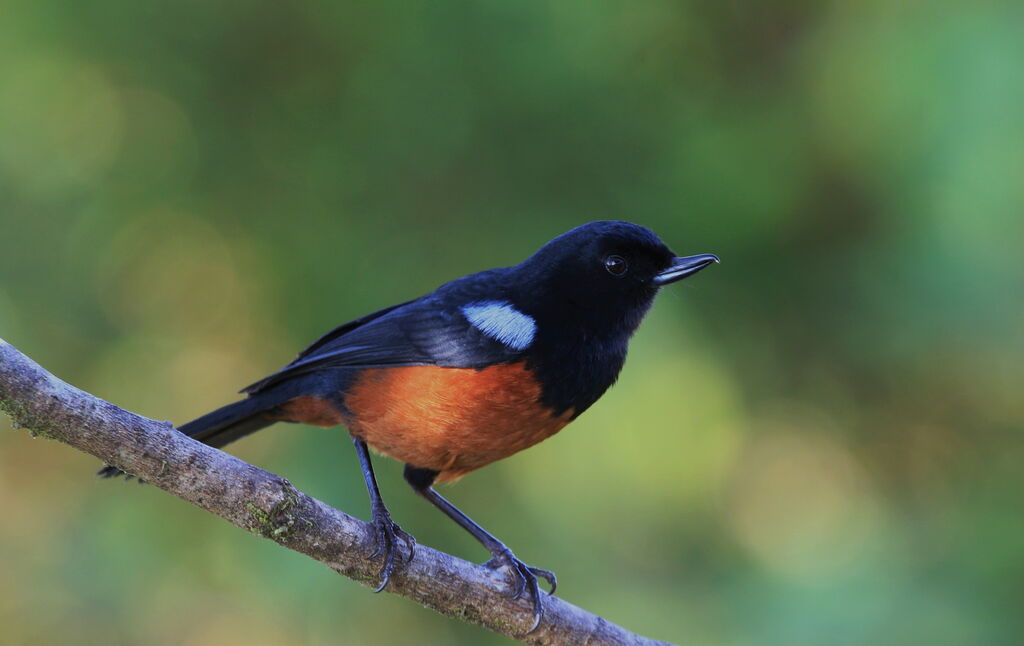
[99,220,718,630]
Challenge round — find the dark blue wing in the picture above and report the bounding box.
[241,272,521,394]
[291,299,414,362]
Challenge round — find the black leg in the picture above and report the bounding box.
[403,465,556,632]
[352,436,415,592]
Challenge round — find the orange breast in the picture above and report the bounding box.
[343,363,573,482]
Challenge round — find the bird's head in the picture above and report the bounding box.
[515,221,718,335]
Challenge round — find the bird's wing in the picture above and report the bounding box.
[240,288,521,394]
[290,299,415,363]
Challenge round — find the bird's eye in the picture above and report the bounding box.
[604,255,628,276]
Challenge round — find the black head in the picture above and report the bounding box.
[516,221,718,336]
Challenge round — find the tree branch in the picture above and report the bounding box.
[0,338,674,646]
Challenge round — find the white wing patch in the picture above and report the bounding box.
[461,301,536,351]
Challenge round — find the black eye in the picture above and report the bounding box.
[604,255,628,276]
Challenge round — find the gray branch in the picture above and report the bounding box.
[0,338,674,646]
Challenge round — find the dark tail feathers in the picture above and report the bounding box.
[97,396,281,479]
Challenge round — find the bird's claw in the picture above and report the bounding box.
[485,548,557,633]
[368,507,416,593]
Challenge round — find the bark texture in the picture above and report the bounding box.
[0,338,675,646]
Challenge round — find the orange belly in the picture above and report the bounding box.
[343,363,573,482]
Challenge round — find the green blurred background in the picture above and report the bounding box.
[2,1,1022,644]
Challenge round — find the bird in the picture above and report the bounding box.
[99,220,718,630]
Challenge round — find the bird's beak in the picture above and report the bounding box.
[652,254,720,285]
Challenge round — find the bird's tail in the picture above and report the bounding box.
[97,395,283,479]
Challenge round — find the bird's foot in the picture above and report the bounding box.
[368,505,416,593]
[485,546,557,632]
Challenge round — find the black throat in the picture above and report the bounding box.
[524,330,629,419]
[518,291,654,419]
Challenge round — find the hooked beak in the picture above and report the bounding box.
[653,253,720,285]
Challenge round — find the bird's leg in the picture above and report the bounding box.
[352,436,415,592]
[404,465,556,632]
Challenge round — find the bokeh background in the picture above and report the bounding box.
[2,1,1022,645]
